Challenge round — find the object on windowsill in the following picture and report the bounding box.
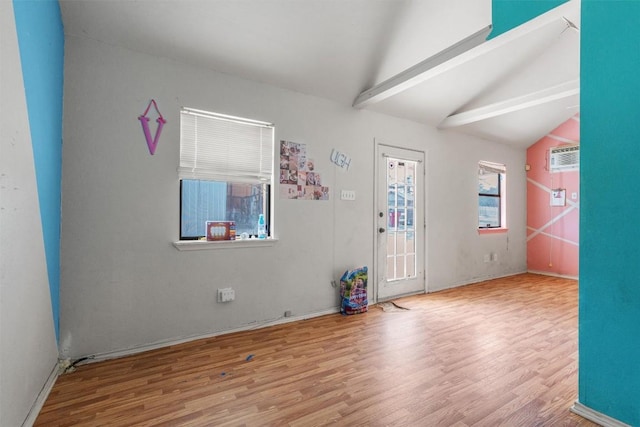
[257,214,266,239]
[138,99,166,155]
[206,221,236,241]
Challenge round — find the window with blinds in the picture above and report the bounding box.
[478,161,506,229]
[179,108,275,240]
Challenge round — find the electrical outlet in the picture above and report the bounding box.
[340,190,356,201]
[217,287,235,303]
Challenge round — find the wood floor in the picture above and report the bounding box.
[36,273,597,426]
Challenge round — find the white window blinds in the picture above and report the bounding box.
[179,108,274,183]
[478,160,506,175]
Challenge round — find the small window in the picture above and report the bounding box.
[179,108,274,240]
[478,161,506,229]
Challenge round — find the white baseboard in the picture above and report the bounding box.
[527,270,578,280]
[22,362,58,427]
[78,307,341,365]
[427,270,528,293]
[571,401,631,427]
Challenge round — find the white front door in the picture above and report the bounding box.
[375,144,426,301]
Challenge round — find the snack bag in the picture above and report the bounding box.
[340,266,368,315]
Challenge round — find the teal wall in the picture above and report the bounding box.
[13,0,64,339]
[490,0,568,39]
[580,2,640,426]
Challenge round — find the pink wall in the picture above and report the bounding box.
[526,115,580,278]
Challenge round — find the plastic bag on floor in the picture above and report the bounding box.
[340,266,368,315]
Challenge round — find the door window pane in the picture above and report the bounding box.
[386,158,418,281]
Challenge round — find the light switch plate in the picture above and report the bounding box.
[341,190,356,201]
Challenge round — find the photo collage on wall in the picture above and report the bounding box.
[279,140,329,200]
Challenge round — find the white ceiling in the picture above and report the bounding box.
[59,0,580,149]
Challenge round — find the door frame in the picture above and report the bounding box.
[373,140,428,303]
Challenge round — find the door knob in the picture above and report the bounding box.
[378,227,385,233]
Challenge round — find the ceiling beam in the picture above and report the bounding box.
[352,0,579,110]
[352,25,492,109]
[437,79,579,129]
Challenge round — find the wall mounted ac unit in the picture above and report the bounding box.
[550,145,579,172]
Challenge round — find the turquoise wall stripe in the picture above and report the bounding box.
[13,0,64,340]
[580,2,640,426]
[489,0,568,39]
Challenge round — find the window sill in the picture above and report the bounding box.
[173,238,278,251]
[478,228,508,235]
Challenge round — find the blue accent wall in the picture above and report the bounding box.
[580,2,640,425]
[489,0,568,39]
[13,0,64,340]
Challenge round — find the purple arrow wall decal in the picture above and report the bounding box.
[138,99,166,155]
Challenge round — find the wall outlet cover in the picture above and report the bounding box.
[217,288,235,303]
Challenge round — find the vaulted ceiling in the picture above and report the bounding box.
[59,0,579,149]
